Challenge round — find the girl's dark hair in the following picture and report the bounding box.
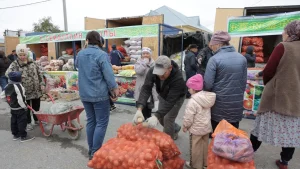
[86,31,101,46]
[0,50,9,64]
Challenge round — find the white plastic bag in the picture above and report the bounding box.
[129,46,141,50]
[152,101,159,112]
[49,103,73,114]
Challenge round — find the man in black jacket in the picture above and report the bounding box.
[133,56,186,140]
[197,46,214,75]
[7,50,17,62]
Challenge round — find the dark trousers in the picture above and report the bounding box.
[109,98,114,107]
[11,109,27,137]
[250,134,295,162]
[210,120,240,138]
[26,98,40,124]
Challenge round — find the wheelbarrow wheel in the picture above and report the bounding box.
[67,120,81,140]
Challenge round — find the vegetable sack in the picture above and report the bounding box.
[117,123,181,160]
[207,120,256,169]
[87,138,163,169]
[213,133,254,162]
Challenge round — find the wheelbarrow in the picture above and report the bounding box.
[27,95,85,140]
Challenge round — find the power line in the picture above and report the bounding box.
[0,0,52,10]
[251,0,264,6]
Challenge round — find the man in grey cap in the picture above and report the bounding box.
[133,55,186,140]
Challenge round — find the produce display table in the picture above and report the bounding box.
[243,68,264,119]
[44,71,136,105]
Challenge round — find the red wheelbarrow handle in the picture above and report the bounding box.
[27,105,37,113]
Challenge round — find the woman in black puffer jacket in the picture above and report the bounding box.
[244,46,256,68]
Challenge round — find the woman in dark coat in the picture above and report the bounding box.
[184,44,198,98]
[244,46,256,68]
[0,51,11,90]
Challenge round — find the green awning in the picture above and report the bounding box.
[227,11,300,37]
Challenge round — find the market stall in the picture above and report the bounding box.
[227,11,300,118]
[20,24,183,105]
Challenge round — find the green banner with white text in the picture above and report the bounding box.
[20,24,159,44]
[228,11,300,37]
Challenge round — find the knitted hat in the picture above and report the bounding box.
[142,47,152,55]
[16,44,28,56]
[8,71,22,82]
[210,31,231,46]
[186,74,203,91]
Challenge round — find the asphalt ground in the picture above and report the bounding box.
[0,99,299,169]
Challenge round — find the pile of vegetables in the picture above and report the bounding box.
[88,123,184,169]
[117,123,180,160]
[207,120,255,169]
[88,138,163,169]
[241,37,264,63]
[112,65,135,74]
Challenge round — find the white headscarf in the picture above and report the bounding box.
[16,44,28,56]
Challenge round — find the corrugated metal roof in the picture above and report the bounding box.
[188,16,200,26]
[145,5,212,33]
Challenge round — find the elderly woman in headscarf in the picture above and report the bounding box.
[204,31,247,132]
[250,20,300,169]
[6,44,45,131]
[134,47,158,120]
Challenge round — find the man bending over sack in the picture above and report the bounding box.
[133,56,186,140]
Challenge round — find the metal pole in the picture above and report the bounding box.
[62,0,68,32]
[158,24,161,56]
[181,31,184,71]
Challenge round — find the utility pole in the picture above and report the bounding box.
[62,0,68,32]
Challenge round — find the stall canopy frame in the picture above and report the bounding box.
[158,24,184,71]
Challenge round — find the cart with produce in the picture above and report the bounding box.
[27,95,84,140]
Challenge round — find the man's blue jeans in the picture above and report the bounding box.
[82,99,110,156]
[0,76,8,91]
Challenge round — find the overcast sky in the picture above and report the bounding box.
[0,0,299,38]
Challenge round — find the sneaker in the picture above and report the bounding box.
[26,124,34,131]
[20,135,35,143]
[110,105,117,111]
[13,135,20,141]
[276,160,288,169]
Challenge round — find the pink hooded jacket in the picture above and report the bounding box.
[183,91,216,136]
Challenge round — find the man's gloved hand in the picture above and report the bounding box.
[145,115,158,128]
[133,109,145,124]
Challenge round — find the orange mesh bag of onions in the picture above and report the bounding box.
[88,138,163,169]
[117,123,181,160]
[162,156,185,169]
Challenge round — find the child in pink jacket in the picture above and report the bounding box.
[183,74,216,169]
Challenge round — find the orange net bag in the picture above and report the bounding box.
[162,156,185,169]
[117,123,181,160]
[88,138,163,169]
[256,57,264,63]
[207,120,256,169]
[242,38,252,45]
[256,52,264,58]
[251,37,264,47]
